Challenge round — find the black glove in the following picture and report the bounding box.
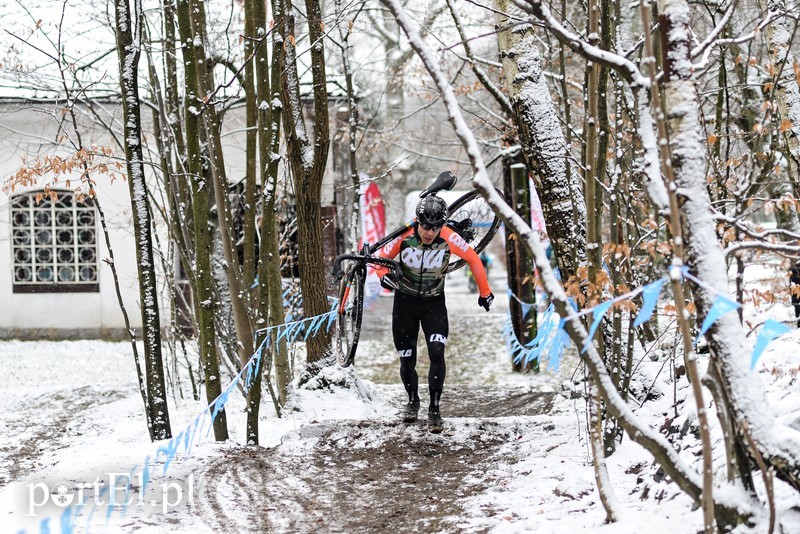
[380,272,400,291]
[478,292,494,312]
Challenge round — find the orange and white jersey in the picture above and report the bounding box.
[375,225,491,298]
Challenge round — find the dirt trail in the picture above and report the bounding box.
[196,387,555,533]
[195,274,555,533]
[0,385,126,487]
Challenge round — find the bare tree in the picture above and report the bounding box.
[114,0,172,441]
[275,0,332,365]
[380,0,800,529]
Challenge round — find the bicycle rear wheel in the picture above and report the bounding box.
[334,262,365,367]
[445,188,503,273]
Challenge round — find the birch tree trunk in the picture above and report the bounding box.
[654,3,716,529]
[114,0,172,441]
[761,0,800,230]
[672,80,800,490]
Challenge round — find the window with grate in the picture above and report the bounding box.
[11,191,99,293]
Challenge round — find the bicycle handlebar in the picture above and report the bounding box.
[333,254,402,280]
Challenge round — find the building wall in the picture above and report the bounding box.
[0,102,157,338]
[0,100,336,339]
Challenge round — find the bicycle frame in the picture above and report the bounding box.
[332,244,400,312]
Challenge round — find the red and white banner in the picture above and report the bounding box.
[360,179,386,245]
[359,178,388,299]
[530,177,547,235]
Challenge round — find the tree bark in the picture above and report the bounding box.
[504,162,538,373]
[242,0,259,288]
[494,0,587,282]
[174,0,228,441]
[657,0,800,498]
[276,0,332,365]
[761,0,800,230]
[261,0,290,408]
[187,0,257,370]
[647,1,717,529]
[114,0,172,441]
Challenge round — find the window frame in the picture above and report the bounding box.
[10,190,100,294]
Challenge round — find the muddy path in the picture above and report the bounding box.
[196,387,556,533]
[195,280,556,533]
[0,385,127,487]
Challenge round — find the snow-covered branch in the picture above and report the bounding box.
[689,0,737,61]
[518,0,650,88]
[723,240,800,257]
[378,0,733,513]
[692,10,785,71]
[714,212,800,242]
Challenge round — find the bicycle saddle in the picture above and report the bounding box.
[419,171,458,198]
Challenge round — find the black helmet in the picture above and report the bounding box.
[416,195,448,227]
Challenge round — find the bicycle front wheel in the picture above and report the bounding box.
[446,188,503,273]
[334,262,365,367]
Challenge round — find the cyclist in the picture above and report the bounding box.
[374,193,494,433]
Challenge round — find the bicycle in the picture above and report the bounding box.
[332,172,503,367]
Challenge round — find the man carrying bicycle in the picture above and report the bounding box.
[374,191,494,433]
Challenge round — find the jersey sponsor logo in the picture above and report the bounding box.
[448,232,470,252]
[382,235,402,255]
[400,247,446,269]
[398,349,413,358]
[429,334,447,345]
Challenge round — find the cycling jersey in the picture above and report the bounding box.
[376,225,492,298]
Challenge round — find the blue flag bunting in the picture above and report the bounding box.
[751,319,790,370]
[141,456,150,496]
[548,320,569,372]
[633,278,668,328]
[696,295,740,343]
[504,304,564,366]
[158,433,181,474]
[582,300,613,353]
[60,508,73,534]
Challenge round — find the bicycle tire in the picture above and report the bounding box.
[445,188,503,273]
[334,262,364,367]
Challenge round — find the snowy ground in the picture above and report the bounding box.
[1,266,799,533]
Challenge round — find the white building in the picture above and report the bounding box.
[1,102,129,338]
[0,98,342,339]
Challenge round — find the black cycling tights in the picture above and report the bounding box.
[392,292,449,411]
